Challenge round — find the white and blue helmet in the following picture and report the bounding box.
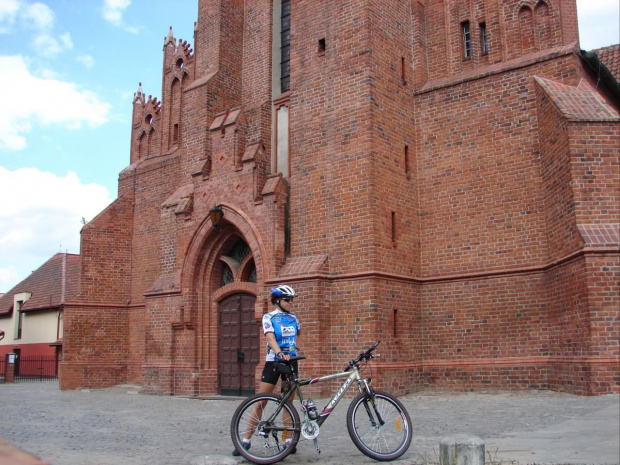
[270,284,297,303]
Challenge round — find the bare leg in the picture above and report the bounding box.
[243,381,297,441]
[243,381,276,440]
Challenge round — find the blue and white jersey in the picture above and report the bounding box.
[262,309,301,362]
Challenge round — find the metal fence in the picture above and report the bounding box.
[14,356,59,382]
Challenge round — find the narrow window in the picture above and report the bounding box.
[318,38,326,55]
[172,123,179,143]
[391,211,397,244]
[480,22,488,55]
[400,56,406,84]
[393,309,398,339]
[15,305,24,340]
[274,99,290,177]
[404,145,410,176]
[462,21,472,58]
[280,0,291,93]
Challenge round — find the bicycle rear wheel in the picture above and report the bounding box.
[346,390,412,461]
[230,393,300,465]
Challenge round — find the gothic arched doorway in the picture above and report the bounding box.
[215,237,261,395]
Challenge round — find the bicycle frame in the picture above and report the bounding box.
[280,364,370,428]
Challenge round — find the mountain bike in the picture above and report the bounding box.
[230,341,412,464]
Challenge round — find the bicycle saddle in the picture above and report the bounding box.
[279,355,306,363]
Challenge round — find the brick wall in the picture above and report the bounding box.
[63,0,618,395]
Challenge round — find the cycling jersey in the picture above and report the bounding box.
[262,309,301,362]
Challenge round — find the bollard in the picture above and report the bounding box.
[439,434,485,465]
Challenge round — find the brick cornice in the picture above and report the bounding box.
[267,246,618,285]
[416,43,579,95]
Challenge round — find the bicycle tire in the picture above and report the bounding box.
[346,390,412,461]
[230,393,300,465]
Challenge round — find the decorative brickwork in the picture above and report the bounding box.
[62,0,619,396]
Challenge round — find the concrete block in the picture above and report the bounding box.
[440,434,485,465]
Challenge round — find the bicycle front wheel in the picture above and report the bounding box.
[346,390,412,461]
[230,393,300,465]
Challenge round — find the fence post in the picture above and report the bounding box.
[5,353,16,383]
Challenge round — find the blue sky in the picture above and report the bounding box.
[0,0,618,293]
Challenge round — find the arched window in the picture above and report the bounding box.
[218,239,256,287]
[535,1,552,47]
[519,6,535,54]
[170,77,182,148]
[138,131,148,159]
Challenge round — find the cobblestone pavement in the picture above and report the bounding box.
[0,382,617,465]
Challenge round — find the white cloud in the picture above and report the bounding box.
[0,55,111,150]
[32,33,62,56]
[0,0,20,33]
[22,1,54,30]
[0,166,112,292]
[77,54,95,69]
[577,0,620,50]
[102,0,140,33]
[0,266,20,293]
[31,31,72,57]
[59,31,73,49]
[102,0,129,24]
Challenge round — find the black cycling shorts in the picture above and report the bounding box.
[261,360,298,385]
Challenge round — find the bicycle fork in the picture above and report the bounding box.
[360,381,385,428]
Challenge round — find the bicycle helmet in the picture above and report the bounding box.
[270,284,297,304]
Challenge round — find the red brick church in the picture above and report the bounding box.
[61,0,619,396]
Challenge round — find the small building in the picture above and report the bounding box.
[0,253,80,375]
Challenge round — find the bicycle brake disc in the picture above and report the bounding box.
[301,420,320,439]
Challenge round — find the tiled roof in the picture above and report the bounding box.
[534,76,620,120]
[0,253,80,316]
[594,44,620,82]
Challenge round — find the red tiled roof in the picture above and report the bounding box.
[594,44,620,82]
[534,76,620,120]
[0,253,80,316]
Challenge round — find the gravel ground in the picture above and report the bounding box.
[0,382,618,465]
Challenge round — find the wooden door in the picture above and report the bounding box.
[218,294,260,395]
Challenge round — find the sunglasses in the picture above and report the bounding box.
[281,298,294,302]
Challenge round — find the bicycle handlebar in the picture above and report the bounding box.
[344,340,380,371]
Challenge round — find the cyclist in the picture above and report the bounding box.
[232,284,302,456]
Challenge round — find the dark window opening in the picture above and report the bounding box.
[462,21,472,58]
[404,145,410,176]
[393,309,398,339]
[391,211,397,244]
[230,240,251,263]
[172,123,179,143]
[318,38,326,55]
[16,310,24,339]
[280,0,291,93]
[480,22,488,55]
[221,265,234,286]
[401,56,407,84]
[248,265,257,283]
